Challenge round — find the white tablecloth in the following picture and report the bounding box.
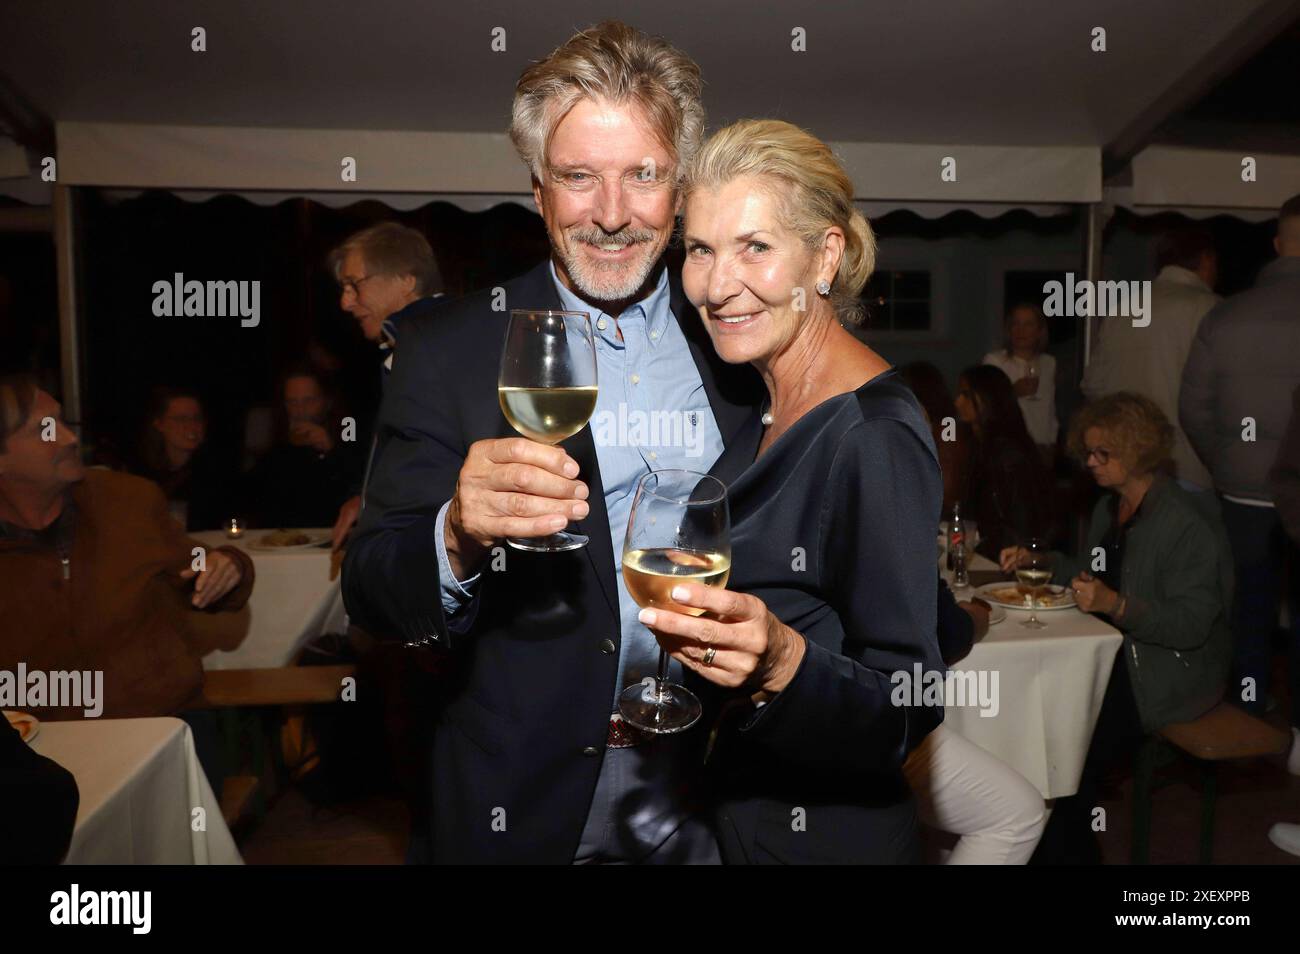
[192,529,347,670]
[942,552,1123,799]
[31,717,242,864]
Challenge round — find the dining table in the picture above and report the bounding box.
[30,717,242,864]
[941,548,1123,799]
[191,528,347,670]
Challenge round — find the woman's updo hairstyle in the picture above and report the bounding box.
[683,118,876,325]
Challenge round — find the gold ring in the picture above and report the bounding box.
[702,646,717,666]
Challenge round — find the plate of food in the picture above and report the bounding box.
[976,581,1077,612]
[248,528,331,552]
[4,710,40,744]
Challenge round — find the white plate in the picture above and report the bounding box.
[986,605,1007,625]
[247,530,332,552]
[976,581,1077,612]
[4,710,40,744]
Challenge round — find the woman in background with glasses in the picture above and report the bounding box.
[1000,391,1232,862]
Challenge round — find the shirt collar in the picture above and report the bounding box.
[547,258,671,345]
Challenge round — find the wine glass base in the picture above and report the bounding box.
[1019,616,1048,629]
[506,531,588,552]
[618,680,701,734]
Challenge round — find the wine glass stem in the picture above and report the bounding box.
[655,648,671,701]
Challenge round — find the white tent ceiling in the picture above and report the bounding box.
[2,0,1297,212]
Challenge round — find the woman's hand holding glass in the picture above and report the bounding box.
[638,585,806,701]
[443,438,590,578]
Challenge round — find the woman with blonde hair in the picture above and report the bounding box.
[638,118,1044,863]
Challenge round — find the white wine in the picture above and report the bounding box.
[622,547,731,618]
[1016,568,1052,590]
[498,386,598,444]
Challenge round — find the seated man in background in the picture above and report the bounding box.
[0,373,252,784]
[241,366,364,528]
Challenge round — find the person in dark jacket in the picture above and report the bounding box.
[242,367,365,528]
[1180,193,1300,722]
[1267,383,1300,782]
[954,363,1055,557]
[1003,392,1232,863]
[0,719,79,864]
[327,221,445,551]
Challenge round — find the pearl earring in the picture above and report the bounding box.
[816,279,831,295]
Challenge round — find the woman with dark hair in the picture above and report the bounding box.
[242,366,364,528]
[954,364,1054,557]
[899,361,971,514]
[131,387,235,531]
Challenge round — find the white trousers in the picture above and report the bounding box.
[903,723,1047,864]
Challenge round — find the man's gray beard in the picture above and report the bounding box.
[561,241,660,304]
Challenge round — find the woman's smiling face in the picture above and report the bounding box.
[682,176,827,366]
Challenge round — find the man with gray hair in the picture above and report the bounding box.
[344,21,763,863]
[1180,193,1300,751]
[327,222,444,550]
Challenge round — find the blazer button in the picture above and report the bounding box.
[582,746,599,757]
[599,639,616,655]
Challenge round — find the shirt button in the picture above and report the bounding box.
[599,639,616,655]
[648,451,657,460]
[596,318,608,331]
[582,746,600,757]
[631,374,640,384]
[650,331,659,339]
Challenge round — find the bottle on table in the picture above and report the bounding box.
[949,502,968,589]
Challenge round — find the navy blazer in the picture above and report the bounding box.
[343,259,759,863]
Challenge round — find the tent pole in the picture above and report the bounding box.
[1081,202,1106,368]
[53,183,83,428]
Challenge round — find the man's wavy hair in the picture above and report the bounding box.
[508,20,705,187]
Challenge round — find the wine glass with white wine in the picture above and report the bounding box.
[497,309,598,552]
[619,470,730,734]
[1016,536,1051,629]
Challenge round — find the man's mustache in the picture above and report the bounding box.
[569,227,656,246]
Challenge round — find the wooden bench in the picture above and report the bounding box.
[188,665,358,826]
[1132,703,1290,864]
[191,664,357,708]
